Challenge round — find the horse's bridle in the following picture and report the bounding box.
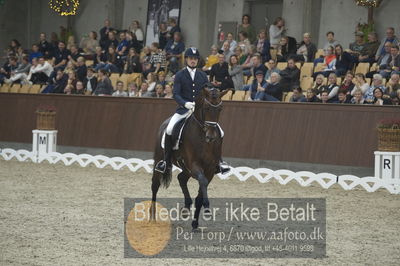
[192,98,222,132]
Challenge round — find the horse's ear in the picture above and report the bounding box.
[220,89,230,98]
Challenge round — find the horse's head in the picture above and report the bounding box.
[194,83,230,143]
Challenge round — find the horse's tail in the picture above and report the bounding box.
[160,171,172,188]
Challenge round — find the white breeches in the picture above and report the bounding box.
[165,111,225,138]
[10,73,28,82]
[166,112,190,135]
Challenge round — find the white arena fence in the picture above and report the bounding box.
[1,148,399,195]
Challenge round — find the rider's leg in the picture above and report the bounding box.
[215,125,230,174]
[155,112,187,173]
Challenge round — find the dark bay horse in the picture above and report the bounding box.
[151,86,229,230]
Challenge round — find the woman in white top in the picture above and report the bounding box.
[146,72,157,92]
[351,88,365,104]
[351,73,369,96]
[129,20,144,43]
[269,17,286,48]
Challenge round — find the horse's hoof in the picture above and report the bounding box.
[203,207,211,215]
[180,207,191,219]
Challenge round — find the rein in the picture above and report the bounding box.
[192,98,222,131]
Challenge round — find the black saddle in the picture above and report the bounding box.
[167,115,190,150]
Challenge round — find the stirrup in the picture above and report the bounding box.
[155,160,167,173]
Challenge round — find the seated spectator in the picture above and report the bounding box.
[254,29,271,63]
[295,32,317,62]
[372,87,391,105]
[264,59,280,82]
[225,32,238,53]
[375,27,399,61]
[75,57,87,81]
[313,74,325,95]
[154,84,165,98]
[64,60,76,74]
[253,71,282,101]
[240,45,257,76]
[129,20,144,44]
[221,41,234,62]
[390,90,400,105]
[269,17,286,49]
[124,47,142,73]
[320,90,330,103]
[146,72,157,92]
[66,35,76,51]
[306,88,319,102]
[386,72,400,96]
[83,67,97,94]
[323,31,340,54]
[336,89,351,104]
[94,69,113,95]
[4,56,31,84]
[238,31,251,55]
[29,44,43,63]
[364,73,386,102]
[42,69,68,94]
[379,44,400,79]
[126,31,143,54]
[159,22,169,50]
[30,57,53,84]
[167,18,181,42]
[52,41,70,71]
[164,32,185,74]
[63,71,77,94]
[237,15,256,43]
[210,52,234,91]
[348,32,365,59]
[279,58,300,92]
[164,83,173,98]
[104,31,119,52]
[352,73,369,97]
[68,45,80,66]
[95,46,121,73]
[339,71,355,94]
[321,72,339,101]
[157,72,167,88]
[99,19,114,50]
[93,46,107,68]
[334,44,354,77]
[351,88,365,104]
[128,82,139,97]
[0,57,19,84]
[366,42,392,78]
[250,70,267,100]
[79,31,98,55]
[202,45,219,73]
[147,42,166,75]
[141,46,152,70]
[116,32,129,56]
[112,80,128,97]
[228,55,243,91]
[140,82,154,97]
[359,32,380,63]
[312,45,336,78]
[289,87,307,102]
[38,33,52,59]
[276,37,296,62]
[234,46,247,65]
[7,39,21,57]
[71,80,85,95]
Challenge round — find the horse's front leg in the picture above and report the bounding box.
[178,171,192,218]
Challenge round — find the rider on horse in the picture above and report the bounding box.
[154,47,230,177]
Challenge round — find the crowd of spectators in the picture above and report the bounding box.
[0,14,399,105]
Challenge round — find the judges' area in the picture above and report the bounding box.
[0,93,398,168]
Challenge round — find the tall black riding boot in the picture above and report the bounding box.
[155,134,173,175]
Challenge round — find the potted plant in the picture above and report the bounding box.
[36,104,56,130]
[377,119,400,151]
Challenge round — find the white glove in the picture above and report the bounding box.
[184,102,195,111]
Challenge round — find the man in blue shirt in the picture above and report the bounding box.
[164,32,185,74]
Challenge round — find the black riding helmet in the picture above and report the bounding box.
[184,47,200,58]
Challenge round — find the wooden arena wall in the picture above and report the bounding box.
[0,94,399,167]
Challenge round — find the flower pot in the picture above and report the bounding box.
[36,111,56,130]
[377,126,400,151]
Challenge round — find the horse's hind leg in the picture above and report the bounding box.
[150,171,161,220]
[178,172,192,217]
